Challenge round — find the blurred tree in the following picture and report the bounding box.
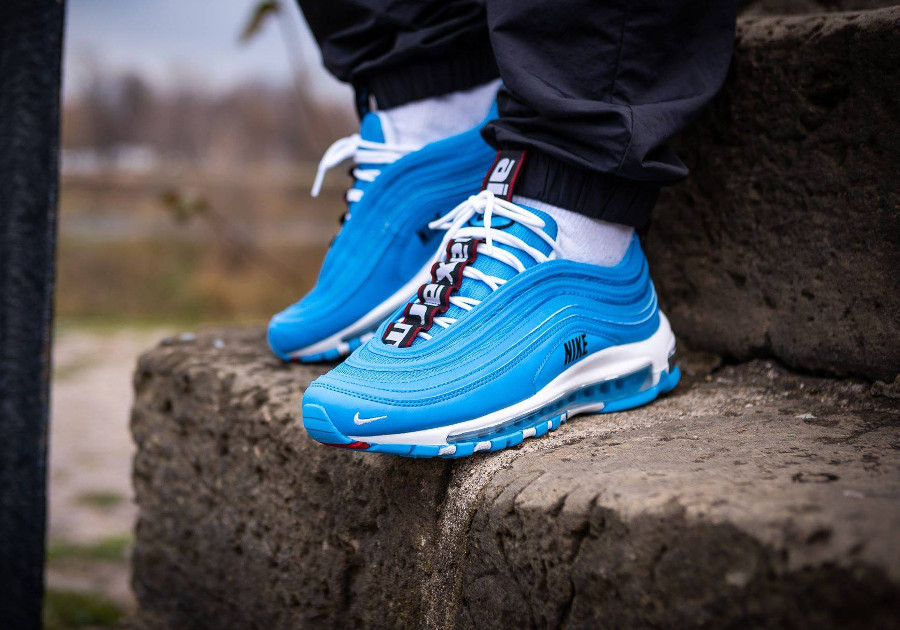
[159,188,303,286]
[240,1,281,42]
[82,74,119,154]
[117,73,156,144]
[240,0,355,156]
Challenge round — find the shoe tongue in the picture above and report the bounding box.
[359,112,386,143]
[467,202,557,282]
[351,113,393,208]
[412,204,557,345]
[467,204,557,267]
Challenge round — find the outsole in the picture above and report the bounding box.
[283,331,372,364]
[301,365,681,458]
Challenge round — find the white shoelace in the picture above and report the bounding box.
[311,133,419,205]
[414,190,563,341]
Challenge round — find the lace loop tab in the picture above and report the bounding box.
[382,237,482,348]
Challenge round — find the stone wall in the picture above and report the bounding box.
[130,329,900,629]
[647,8,900,380]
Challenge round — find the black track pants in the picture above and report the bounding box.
[297,0,738,227]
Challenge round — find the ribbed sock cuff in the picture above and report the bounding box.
[361,42,499,110]
[513,150,659,229]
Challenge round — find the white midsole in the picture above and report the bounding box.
[350,312,676,445]
[288,253,439,358]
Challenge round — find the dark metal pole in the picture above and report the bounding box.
[0,0,65,627]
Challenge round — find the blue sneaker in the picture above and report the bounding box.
[267,103,498,361]
[300,187,680,457]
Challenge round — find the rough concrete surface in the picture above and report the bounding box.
[646,8,900,381]
[130,328,900,629]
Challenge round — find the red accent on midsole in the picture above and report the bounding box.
[325,441,370,450]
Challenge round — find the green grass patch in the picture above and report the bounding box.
[53,356,94,381]
[75,491,126,510]
[47,535,132,563]
[43,588,122,630]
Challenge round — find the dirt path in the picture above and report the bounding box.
[48,326,173,612]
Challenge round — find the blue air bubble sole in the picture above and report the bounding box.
[301,366,681,459]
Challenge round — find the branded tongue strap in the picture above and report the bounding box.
[382,238,481,348]
[381,190,563,349]
[481,150,527,200]
[310,132,418,201]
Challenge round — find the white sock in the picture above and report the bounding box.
[513,196,634,267]
[376,79,500,149]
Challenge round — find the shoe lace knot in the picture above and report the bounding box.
[383,191,562,346]
[311,133,418,206]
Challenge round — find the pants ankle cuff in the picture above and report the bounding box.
[513,149,659,229]
[360,42,499,110]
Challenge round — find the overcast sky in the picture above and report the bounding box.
[63,0,350,101]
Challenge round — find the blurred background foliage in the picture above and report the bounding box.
[59,0,355,326]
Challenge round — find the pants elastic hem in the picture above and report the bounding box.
[511,149,659,228]
[361,43,499,110]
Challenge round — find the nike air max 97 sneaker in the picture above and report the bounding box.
[300,173,679,457]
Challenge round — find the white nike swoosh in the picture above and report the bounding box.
[353,411,387,425]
